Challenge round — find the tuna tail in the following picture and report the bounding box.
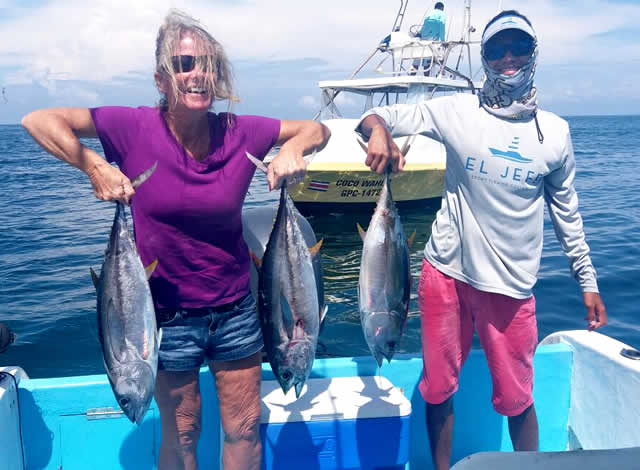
[130,161,158,189]
[245,151,317,187]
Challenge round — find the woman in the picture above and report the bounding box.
[357,10,606,470]
[22,9,330,470]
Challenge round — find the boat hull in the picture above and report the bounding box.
[286,118,446,213]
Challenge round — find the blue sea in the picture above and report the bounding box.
[1,115,639,379]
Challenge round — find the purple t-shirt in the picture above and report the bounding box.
[90,106,280,309]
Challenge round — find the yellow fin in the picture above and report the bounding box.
[357,223,366,241]
[356,137,368,154]
[90,267,99,289]
[308,239,323,258]
[407,231,416,249]
[250,251,262,269]
[144,259,158,280]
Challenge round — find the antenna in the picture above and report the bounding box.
[391,0,408,32]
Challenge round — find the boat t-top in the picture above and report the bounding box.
[289,0,483,212]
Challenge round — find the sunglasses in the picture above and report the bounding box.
[170,55,215,73]
[483,38,535,61]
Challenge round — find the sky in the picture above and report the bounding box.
[1,0,639,124]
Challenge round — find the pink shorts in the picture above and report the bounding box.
[418,259,537,416]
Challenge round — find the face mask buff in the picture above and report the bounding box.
[479,14,538,120]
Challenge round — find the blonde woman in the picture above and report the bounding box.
[22,9,330,470]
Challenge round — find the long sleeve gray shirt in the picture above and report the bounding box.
[358,93,598,299]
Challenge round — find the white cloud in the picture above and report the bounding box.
[333,93,356,107]
[298,95,319,109]
[1,0,639,121]
[2,0,640,84]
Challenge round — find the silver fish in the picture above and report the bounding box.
[357,168,413,367]
[246,151,324,398]
[90,163,160,424]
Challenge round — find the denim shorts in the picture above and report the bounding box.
[156,292,264,371]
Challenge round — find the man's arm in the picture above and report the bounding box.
[544,132,607,330]
[356,100,448,174]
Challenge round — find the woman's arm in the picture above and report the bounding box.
[267,120,330,191]
[21,108,135,204]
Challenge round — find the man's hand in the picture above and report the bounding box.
[360,115,405,174]
[583,292,607,330]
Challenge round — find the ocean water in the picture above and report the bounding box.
[1,115,639,379]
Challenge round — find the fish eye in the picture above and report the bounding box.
[282,371,293,381]
[120,398,129,407]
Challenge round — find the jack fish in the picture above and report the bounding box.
[357,163,413,367]
[90,163,160,424]
[246,151,325,398]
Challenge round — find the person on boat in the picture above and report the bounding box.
[356,10,607,470]
[21,9,330,470]
[419,2,446,41]
[0,322,16,354]
[412,2,447,75]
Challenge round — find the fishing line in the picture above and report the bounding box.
[0,371,26,469]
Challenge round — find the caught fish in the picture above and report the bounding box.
[357,138,413,367]
[90,163,161,424]
[246,151,325,398]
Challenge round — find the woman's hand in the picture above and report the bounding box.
[268,120,330,191]
[21,107,135,203]
[267,147,307,191]
[87,160,135,205]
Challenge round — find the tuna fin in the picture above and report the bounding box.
[142,328,150,360]
[144,259,158,280]
[303,149,317,165]
[400,137,411,156]
[246,151,269,174]
[308,239,323,258]
[319,305,328,324]
[407,231,416,249]
[373,349,384,368]
[249,250,262,269]
[281,297,295,339]
[157,328,163,348]
[356,136,368,153]
[104,298,124,362]
[295,381,305,398]
[90,267,99,289]
[131,161,158,188]
[356,223,366,241]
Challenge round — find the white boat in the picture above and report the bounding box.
[2,207,640,469]
[3,330,640,469]
[288,0,483,213]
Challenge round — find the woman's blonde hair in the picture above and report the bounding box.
[155,9,237,111]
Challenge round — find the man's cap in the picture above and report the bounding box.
[482,13,536,45]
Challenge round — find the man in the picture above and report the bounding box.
[412,2,446,75]
[357,10,607,470]
[420,2,446,41]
